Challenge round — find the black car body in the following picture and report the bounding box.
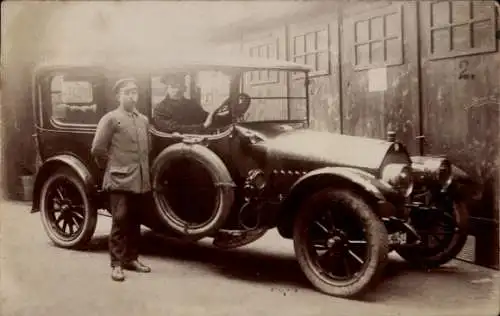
[31,53,472,299]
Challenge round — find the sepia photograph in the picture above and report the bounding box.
[1,0,499,315]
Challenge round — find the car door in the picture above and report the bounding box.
[36,67,107,179]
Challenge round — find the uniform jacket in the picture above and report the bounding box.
[91,107,151,194]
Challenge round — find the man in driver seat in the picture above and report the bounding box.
[153,74,217,134]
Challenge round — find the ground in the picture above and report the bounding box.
[1,200,499,316]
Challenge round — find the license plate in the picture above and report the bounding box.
[388,232,407,245]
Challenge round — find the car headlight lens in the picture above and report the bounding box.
[381,163,414,197]
[428,158,452,189]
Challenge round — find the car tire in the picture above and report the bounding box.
[293,188,389,299]
[40,167,97,249]
[395,200,469,269]
[151,143,235,239]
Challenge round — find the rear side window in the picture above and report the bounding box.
[49,74,103,126]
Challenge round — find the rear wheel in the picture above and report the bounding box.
[293,189,389,298]
[39,167,97,249]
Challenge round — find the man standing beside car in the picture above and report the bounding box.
[91,77,152,282]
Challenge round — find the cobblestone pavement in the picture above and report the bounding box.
[1,200,499,316]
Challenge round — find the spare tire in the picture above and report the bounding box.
[151,142,235,239]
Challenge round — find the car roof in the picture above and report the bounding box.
[34,52,313,73]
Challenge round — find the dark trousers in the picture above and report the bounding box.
[109,191,145,268]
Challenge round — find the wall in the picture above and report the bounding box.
[419,0,500,266]
[240,26,290,122]
[1,3,62,199]
[219,0,500,269]
[288,14,343,133]
[339,1,421,154]
[2,1,249,199]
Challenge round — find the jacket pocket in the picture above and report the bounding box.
[109,165,134,176]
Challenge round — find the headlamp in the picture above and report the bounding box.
[381,163,414,197]
[423,158,453,189]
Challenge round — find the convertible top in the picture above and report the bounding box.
[34,51,313,73]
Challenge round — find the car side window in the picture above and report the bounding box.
[150,74,192,116]
[150,71,231,118]
[150,75,168,114]
[49,74,102,126]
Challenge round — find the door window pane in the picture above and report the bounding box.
[50,74,100,125]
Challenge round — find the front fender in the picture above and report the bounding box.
[276,167,403,239]
[31,154,96,213]
[290,167,390,201]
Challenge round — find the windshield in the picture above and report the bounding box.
[239,70,308,122]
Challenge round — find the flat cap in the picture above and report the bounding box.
[112,77,138,94]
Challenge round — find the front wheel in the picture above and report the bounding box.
[39,167,97,249]
[293,189,389,299]
[395,200,469,269]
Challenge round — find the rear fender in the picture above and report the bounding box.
[31,154,97,213]
[276,167,400,238]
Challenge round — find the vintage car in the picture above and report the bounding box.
[31,53,471,299]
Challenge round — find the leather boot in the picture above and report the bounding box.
[111,266,125,282]
[123,260,151,273]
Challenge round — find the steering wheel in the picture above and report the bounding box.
[213,93,251,118]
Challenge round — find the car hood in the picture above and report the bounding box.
[239,124,404,172]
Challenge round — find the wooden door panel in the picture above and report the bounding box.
[340,2,420,154]
[420,0,499,195]
[241,27,289,122]
[419,0,500,268]
[288,15,341,133]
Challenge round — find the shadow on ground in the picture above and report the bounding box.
[86,230,310,289]
[76,229,486,303]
